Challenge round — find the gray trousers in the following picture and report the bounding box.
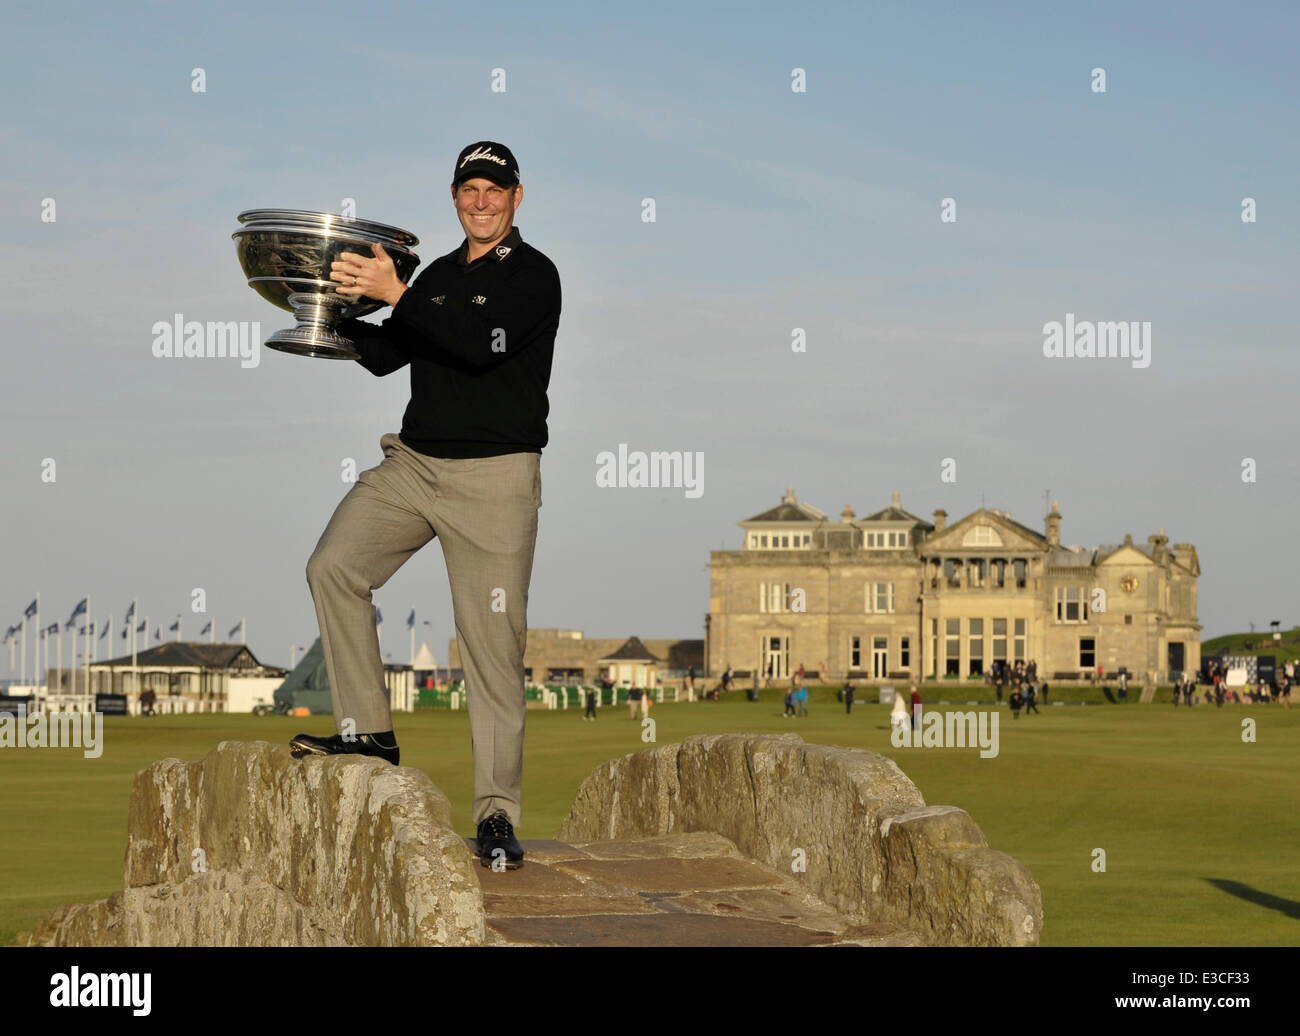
[306,431,541,828]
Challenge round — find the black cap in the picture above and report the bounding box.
[452,141,520,187]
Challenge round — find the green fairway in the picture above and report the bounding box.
[2,689,1296,947]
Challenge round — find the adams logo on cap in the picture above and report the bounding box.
[460,145,507,169]
[454,141,520,185]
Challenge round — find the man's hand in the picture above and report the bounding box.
[331,243,409,307]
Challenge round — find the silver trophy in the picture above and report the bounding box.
[233,209,421,359]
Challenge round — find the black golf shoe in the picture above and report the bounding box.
[476,810,524,870]
[289,731,400,766]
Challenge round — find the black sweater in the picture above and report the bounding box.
[337,226,561,458]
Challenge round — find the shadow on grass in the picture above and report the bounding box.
[1203,878,1300,920]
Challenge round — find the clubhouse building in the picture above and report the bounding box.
[705,488,1201,685]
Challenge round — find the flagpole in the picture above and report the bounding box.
[56,624,62,695]
[35,592,41,690]
[241,618,246,645]
[210,620,215,645]
[130,598,138,698]
[81,595,91,696]
[19,613,26,687]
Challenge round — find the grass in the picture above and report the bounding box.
[1,688,1296,946]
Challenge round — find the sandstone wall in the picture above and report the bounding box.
[29,741,484,947]
[557,732,1041,946]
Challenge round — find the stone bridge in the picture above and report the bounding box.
[30,733,1041,947]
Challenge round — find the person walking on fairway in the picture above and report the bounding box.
[289,142,561,872]
[843,678,855,715]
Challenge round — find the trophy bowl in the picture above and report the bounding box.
[233,209,421,359]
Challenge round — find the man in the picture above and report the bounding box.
[843,677,855,715]
[288,142,561,872]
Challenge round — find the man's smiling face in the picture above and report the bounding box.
[452,177,522,252]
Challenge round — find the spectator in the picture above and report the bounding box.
[584,686,597,721]
[628,685,641,719]
[1040,680,1049,705]
[783,686,795,718]
[1117,670,1128,704]
[685,666,695,697]
[1009,687,1022,719]
[909,685,922,730]
[722,664,734,693]
[795,682,808,717]
[889,687,909,733]
[1024,682,1039,716]
[765,659,773,688]
[844,678,855,715]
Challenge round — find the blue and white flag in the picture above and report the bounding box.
[406,608,415,629]
[124,601,136,622]
[228,622,241,638]
[65,598,87,629]
[200,620,212,636]
[169,618,180,633]
[24,599,38,619]
[375,607,383,625]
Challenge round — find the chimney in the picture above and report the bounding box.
[892,490,900,509]
[932,509,947,533]
[841,504,855,523]
[1045,499,1061,547]
[782,486,796,505]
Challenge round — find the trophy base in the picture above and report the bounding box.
[265,326,360,361]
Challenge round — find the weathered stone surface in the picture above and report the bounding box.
[553,856,786,894]
[30,741,485,946]
[483,893,657,917]
[670,887,848,933]
[487,912,837,947]
[570,831,742,861]
[29,891,127,948]
[557,733,1042,946]
[878,805,1041,947]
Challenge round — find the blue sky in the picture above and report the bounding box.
[2,0,1297,675]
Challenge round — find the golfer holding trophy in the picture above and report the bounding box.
[249,142,561,870]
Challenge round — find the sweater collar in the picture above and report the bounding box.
[455,226,522,267]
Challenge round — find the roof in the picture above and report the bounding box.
[743,501,826,523]
[858,505,933,527]
[94,641,273,670]
[1095,543,1156,563]
[598,636,661,662]
[1047,546,1095,567]
[742,486,827,523]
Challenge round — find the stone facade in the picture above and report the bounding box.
[707,489,1200,684]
